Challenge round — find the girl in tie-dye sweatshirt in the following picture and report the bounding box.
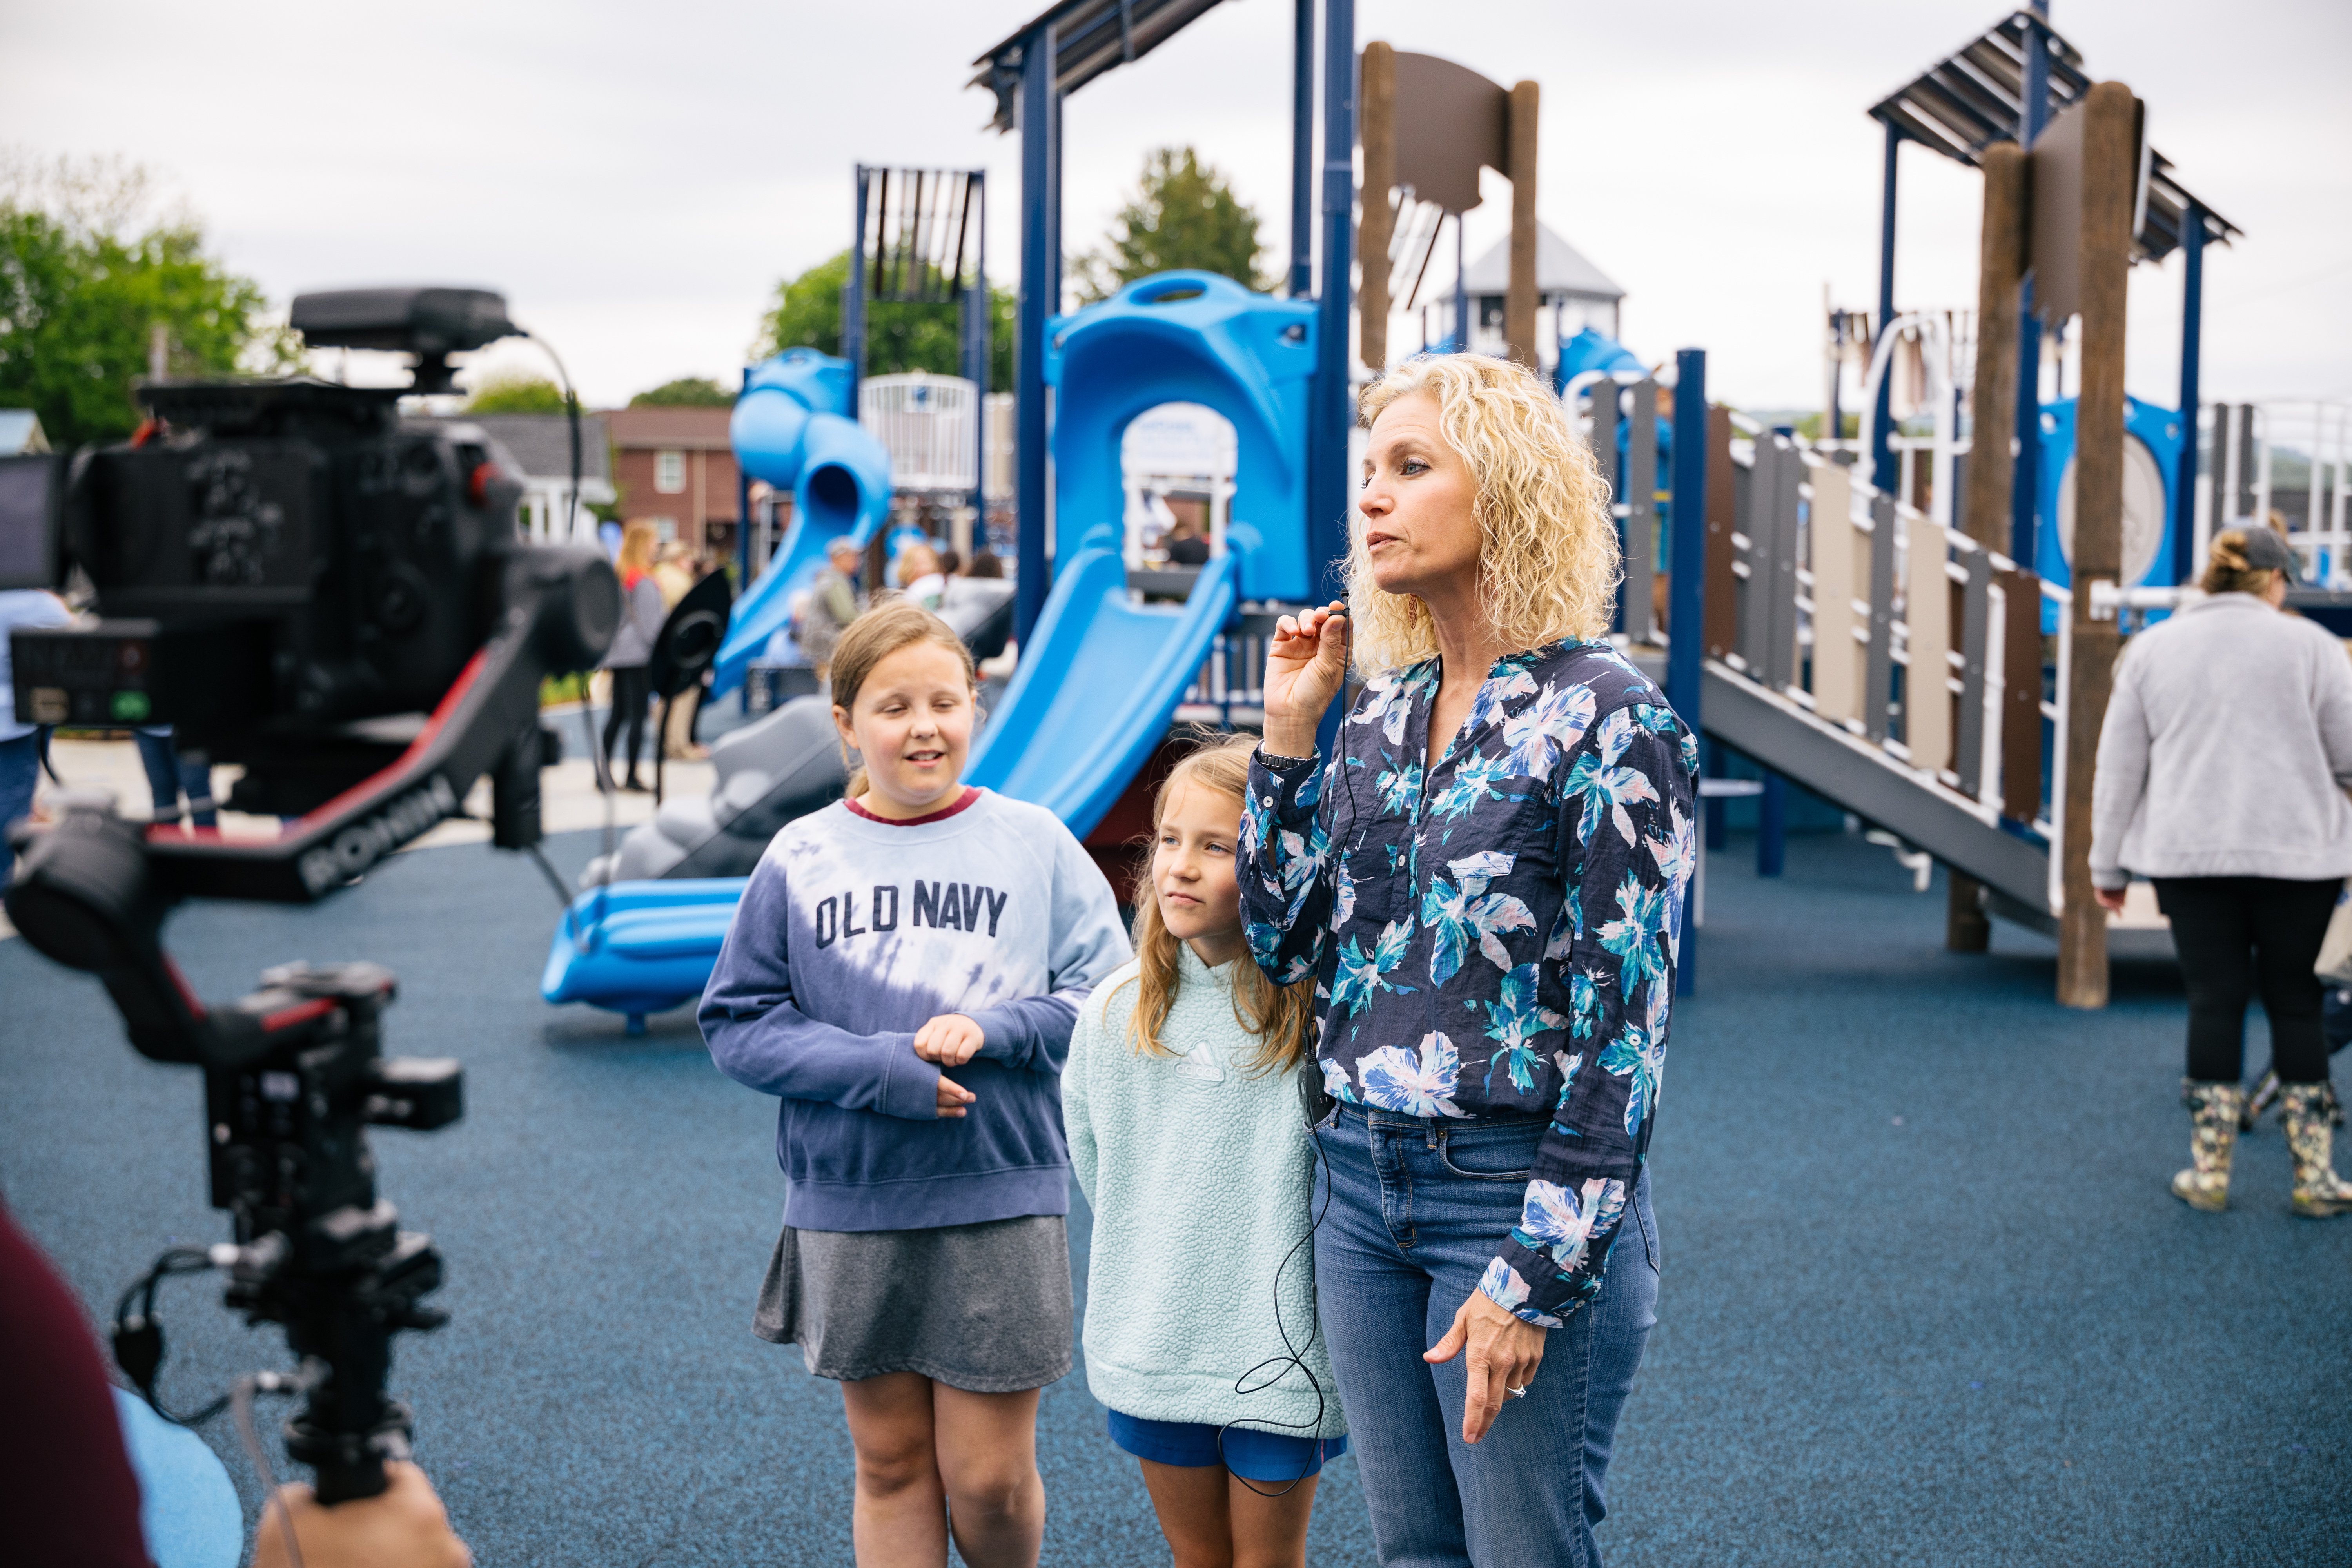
[701,601,1129,1565]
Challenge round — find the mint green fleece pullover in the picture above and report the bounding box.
[1062,945,1344,1439]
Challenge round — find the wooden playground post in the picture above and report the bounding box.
[2055,81,2141,1010]
[1950,137,2027,953]
[1357,42,1396,372]
[1505,80,1540,368]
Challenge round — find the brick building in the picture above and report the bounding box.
[603,406,742,561]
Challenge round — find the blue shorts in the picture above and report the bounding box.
[1105,1409,1348,1483]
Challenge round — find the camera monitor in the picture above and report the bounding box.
[0,452,65,590]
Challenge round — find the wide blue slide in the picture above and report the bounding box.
[966,549,1238,836]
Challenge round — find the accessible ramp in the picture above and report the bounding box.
[966,547,1239,838]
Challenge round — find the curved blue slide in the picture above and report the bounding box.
[967,548,1239,837]
[711,349,894,699]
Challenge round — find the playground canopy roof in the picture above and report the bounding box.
[1869,9,2238,261]
[971,0,1231,132]
[1460,224,1624,304]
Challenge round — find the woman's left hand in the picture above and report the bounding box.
[912,1014,986,1066]
[2093,886,2128,914]
[1425,1289,1548,1443]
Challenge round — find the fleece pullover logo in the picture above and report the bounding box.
[814,881,1010,948]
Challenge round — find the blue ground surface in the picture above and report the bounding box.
[4,826,2347,1565]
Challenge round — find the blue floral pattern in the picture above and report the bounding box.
[1242,640,1696,1325]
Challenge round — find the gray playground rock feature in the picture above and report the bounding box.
[579,576,1016,888]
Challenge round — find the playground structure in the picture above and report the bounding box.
[544,1,2311,1024]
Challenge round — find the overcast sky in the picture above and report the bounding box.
[4,0,2345,413]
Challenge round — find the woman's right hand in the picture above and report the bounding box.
[936,1073,975,1118]
[1263,601,1349,759]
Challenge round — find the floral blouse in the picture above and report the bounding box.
[1240,638,1698,1326]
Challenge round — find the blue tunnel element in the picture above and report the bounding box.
[2033,395,2185,629]
[713,348,893,698]
[1041,272,1317,603]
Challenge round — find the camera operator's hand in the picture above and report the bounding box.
[249,1461,471,1568]
[912,1013,986,1067]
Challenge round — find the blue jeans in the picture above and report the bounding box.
[1313,1106,1659,1568]
[132,729,216,827]
[0,731,39,886]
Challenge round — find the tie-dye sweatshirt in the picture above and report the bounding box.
[700,788,1132,1232]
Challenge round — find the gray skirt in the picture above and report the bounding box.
[753,1214,1073,1392]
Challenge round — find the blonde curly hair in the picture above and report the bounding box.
[1346,354,1619,677]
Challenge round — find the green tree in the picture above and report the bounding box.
[752,250,1016,392]
[630,376,733,407]
[0,154,301,448]
[1073,146,1272,303]
[463,373,568,414]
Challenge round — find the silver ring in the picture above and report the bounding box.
[1505,1384,1529,1399]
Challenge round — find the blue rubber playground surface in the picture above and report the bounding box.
[4,826,2347,1565]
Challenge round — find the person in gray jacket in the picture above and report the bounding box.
[2089,526,2352,1217]
[601,521,667,792]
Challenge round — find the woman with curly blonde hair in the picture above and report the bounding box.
[1237,353,1697,1567]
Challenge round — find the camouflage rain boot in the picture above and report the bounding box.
[2282,1083,2352,1219]
[2172,1080,2244,1212]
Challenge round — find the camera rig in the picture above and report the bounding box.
[3,288,619,1503]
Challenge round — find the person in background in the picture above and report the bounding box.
[1164,517,1211,568]
[798,536,867,673]
[0,586,72,885]
[898,542,947,610]
[966,551,1005,581]
[601,520,666,792]
[1063,733,1347,1568]
[938,548,964,579]
[650,543,710,762]
[652,540,697,609]
[2091,526,2352,1218]
[132,726,218,830]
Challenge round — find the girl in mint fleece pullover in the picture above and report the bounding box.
[701,603,1128,1568]
[1064,736,1347,1567]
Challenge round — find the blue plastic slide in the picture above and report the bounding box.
[541,878,751,1028]
[966,548,1240,837]
[711,349,893,699]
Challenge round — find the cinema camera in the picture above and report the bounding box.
[1,288,619,1503]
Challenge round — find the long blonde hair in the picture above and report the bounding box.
[827,598,978,800]
[1114,733,1316,1076]
[1347,354,1619,677]
[617,519,660,584]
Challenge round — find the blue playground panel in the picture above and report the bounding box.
[712,348,893,699]
[542,879,750,1028]
[551,273,1308,1020]
[2034,394,2185,631]
[1043,272,1316,604]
